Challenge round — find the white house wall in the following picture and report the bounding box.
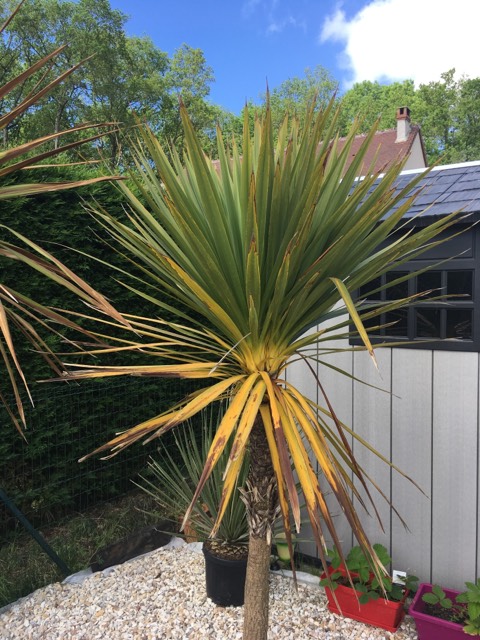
[403,135,427,170]
[286,319,354,556]
[288,340,480,590]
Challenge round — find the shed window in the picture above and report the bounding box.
[351,226,478,351]
[357,268,475,348]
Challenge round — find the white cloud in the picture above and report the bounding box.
[267,15,307,35]
[321,7,349,43]
[242,0,306,35]
[320,0,480,87]
[242,0,262,18]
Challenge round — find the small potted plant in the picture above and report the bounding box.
[320,543,418,632]
[137,407,249,607]
[274,531,296,563]
[409,580,480,638]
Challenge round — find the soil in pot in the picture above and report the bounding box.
[203,540,248,607]
[409,583,468,640]
[423,602,467,625]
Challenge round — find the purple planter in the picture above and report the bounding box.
[409,583,467,640]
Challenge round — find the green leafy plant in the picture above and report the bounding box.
[422,583,457,610]
[320,544,418,604]
[8,93,465,637]
[137,406,249,547]
[0,377,194,538]
[458,581,480,636]
[0,0,118,434]
[422,580,480,636]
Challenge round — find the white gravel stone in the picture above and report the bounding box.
[0,542,419,639]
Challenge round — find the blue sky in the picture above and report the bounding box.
[109,0,480,115]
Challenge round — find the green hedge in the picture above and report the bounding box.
[1,165,167,382]
[0,376,197,539]
[1,165,201,538]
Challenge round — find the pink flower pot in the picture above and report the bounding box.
[409,583,467,640]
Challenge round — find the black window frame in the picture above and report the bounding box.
[350,223,480,352]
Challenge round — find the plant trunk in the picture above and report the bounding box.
[242,414,278,640]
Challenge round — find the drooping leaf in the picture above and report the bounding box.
[4,86,463,591]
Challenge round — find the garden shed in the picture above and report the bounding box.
[290,160,480,590]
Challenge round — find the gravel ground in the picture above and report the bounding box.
[0,540,419,640]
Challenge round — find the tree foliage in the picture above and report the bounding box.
[264,65,338,129]
[4,1,480,166]
[0,0,121,433]
[455,77,480,161]
[245,65,480,167]
[15,97,463,638]
[338,79,416,133]
[411,69,458,163]
[338,69,480,165]
[0,0,218,162]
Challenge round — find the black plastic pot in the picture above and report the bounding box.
[203,543,248,607]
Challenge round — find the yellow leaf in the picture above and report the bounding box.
[330,276,378,369]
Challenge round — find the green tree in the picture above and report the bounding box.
[85,33,170,163]
[11,99,462,638]
[0,0,131,154]
[413,69,459,163]
[160,44,216,150]
[269,66,337,125]
[453,77,480,161]
[254,66,480,166]
[0,0,221,162]
[0,1,119,433]
[339,79,416,133]
[252,65,338,134]
[338,70,480,165]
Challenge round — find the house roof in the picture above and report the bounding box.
[375,160,480,222]
[211,119,426,177]
[337,124,426,175]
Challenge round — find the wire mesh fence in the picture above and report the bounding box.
[0,376,196,544]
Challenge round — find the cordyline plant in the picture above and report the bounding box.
[137,405,249,547]
[8,98,462,637]
[0,0,121,434]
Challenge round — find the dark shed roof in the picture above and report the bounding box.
[375,161,480,222]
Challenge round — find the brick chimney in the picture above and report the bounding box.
[396,106,411,142]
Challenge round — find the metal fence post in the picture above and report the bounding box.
[0,488,71,577]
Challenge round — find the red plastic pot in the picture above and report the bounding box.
[409,583,467,640]
[321,566,408,632]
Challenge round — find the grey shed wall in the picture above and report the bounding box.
[288,161,480,590]
[288,342,479,590]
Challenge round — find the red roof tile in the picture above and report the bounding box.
[336,124,426,175]
[210,124,427,176]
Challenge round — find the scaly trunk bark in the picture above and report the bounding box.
[243,534,270,638]
[242,414,279,640]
